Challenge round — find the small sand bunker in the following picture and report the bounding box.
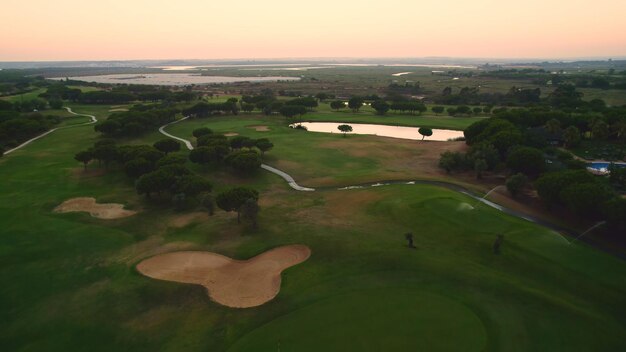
[54,197,137,219]
[109,108,129,112]
[249,125,270,132]
[136,244,311,308]
[224,132,239,137]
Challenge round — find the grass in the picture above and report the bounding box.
[0,104,625,351]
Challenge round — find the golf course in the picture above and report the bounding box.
[1,102,625,352]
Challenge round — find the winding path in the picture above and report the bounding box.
[159,118,315,191]
[4,107,97,155]
[156,119,624,258]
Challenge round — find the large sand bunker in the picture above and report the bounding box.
[54,197,137,219]
[136,244,311,308]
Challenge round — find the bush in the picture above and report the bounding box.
[506,173,528,197]
[506,147,545,177]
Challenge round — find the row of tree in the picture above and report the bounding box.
[439,107,626,233]
[73,138,263,227]
[41,84,198,104]
[94,106,178,137]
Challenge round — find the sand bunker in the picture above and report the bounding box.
[109,108,129,112]
[54,197,137,219]
[249,125,270,132]
[136,244,311,308]
[224,132,239,137]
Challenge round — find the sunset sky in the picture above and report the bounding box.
[1,0,625,61]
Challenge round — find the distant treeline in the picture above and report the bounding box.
[481,68,626,90]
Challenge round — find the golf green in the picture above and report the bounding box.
[228,288,487,352]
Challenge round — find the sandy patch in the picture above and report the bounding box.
[249,125,270,132]
[54,197,137,219]
[224,132,239,137]
[136,244,311,308]
[109,108,129,112]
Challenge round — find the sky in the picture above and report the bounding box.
[1,0,625,61]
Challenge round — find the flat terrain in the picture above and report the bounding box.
[0,105,625,351]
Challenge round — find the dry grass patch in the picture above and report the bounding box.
[169,212,209,228]
[54,197,136,219]
[136,245,311,308]
[248,125,270,132]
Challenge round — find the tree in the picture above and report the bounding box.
[506,173,528,198]
[467,142,499,170]
[124,158,154,179]
[157,153,187,168]
[279,105,307,119]
[227,150,262,174]
[241,103,255,113]
[371,100,390,115]
[136,169,172,198]
[418,127,433,140]
[560,183,614,217]
[74,150,93,170]
[337,124,353,137]
[534,170,595,207]
[506,147,545,177]
[200,193,215,215]
[175,174,212,197]
[153,139,181,154]
[474,158,487,179]
[189,147,213,166]
[216,187,259,223]
[193,127,213,138]
[255,138,273,155]
[229,136,252,149]
[563,126,581,148]
[592,120,610,140]
[472,107,483,115]
[92,143,118,168]
[240,198,260,229]
[315,92,330,101]
[49,99,63,109]
[330,100,345,111]
[439,151,466,173]
[432,106,444,115]
[348,97,363,112]
[545,119,561,134]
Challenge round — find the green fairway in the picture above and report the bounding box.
[228,289,487,352]
[1,105,625,351]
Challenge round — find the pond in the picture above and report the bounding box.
[291,122,464,141]
[586,162,626,174]
[49,73,300,86]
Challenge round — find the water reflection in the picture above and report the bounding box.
[292,122,464,141]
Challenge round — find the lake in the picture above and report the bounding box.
[49,73,300,86]
[291,122,465,141]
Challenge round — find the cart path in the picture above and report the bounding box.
[4,107,97,155]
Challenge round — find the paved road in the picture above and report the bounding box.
[158,118,315,191]
[156,118,624,258]
[4,107,97,155]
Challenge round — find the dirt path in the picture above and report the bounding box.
[136,244,311,308]
[4,107,97,155]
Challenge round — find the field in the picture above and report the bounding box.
[1,103,626,351]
